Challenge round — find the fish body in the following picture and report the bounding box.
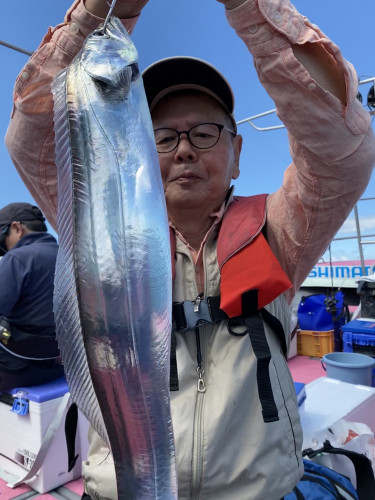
[52,17,177,499]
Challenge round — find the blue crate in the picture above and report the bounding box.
[342,319,375,355]
[341,319,375,336]
[342,332,375,386]
[342,331,375,355]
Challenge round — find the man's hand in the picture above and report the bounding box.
[216,0,247,10]
[84,0,149,19]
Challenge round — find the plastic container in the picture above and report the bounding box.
[299,377,375,487]
[297,329,334,357]
[341,319,375,333]
[300,376,375,444]
[0,376,89,493]
[342,319,375,355]
[321,352,375,386]
[342,331,375,357]
[342,319,375,385]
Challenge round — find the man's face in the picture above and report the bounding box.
[152,92,242,215]
[0,225,9,256]
[1,222,24,252]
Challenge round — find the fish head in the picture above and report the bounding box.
[80,17,139,101]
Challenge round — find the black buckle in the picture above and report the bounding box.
[172,296,227,332]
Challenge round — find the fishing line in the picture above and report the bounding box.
[324,244,338,316]
[103,0,118,34]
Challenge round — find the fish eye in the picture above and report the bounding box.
[93,31,110,39]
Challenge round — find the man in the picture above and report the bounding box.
[5,0,375,498]
[0,203,63,390]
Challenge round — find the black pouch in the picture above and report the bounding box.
[0,316,60,360]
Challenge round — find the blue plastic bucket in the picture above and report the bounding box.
[321,352,375,386]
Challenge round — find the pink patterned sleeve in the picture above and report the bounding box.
[226,0,375,301]
[5,0,139,230]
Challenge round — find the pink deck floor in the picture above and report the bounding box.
[288,354,326,384]
[0,355,326,499]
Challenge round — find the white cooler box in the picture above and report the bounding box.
[299,377,375,487]
[299,376,375,446]
[0,376,90,493]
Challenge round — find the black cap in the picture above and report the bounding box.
[0,203,45,228]
[142,56,235,127]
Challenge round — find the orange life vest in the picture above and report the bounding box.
[170,193,292,316]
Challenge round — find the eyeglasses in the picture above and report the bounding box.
[154,122,236,154]
[0,224,11,236]
[0,224,11,256]
[0,221,24,236]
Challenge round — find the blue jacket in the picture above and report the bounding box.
[0,232,58,335]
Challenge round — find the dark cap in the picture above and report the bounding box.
[142,57,235,124]
[0,203,45,228]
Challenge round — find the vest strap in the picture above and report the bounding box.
[241,290,279,423]
[170,331,179,391]
[260,308,287,358]
[244,313,279,423]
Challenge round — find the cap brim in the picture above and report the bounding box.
[142,56,235,117]
[0,203,45,227]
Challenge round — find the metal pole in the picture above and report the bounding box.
[359,77,375,85]
[236,109,286,131]
[236,78,375,130]
[0,40,33,57]
[353,204,366,274]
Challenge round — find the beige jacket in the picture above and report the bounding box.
[84,221,302,499]
[5,0,375,498]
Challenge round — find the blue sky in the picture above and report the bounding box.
[1,0,374,263]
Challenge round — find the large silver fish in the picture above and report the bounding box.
[52,16,177,499]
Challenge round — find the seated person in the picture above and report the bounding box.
[0,202,63,391]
